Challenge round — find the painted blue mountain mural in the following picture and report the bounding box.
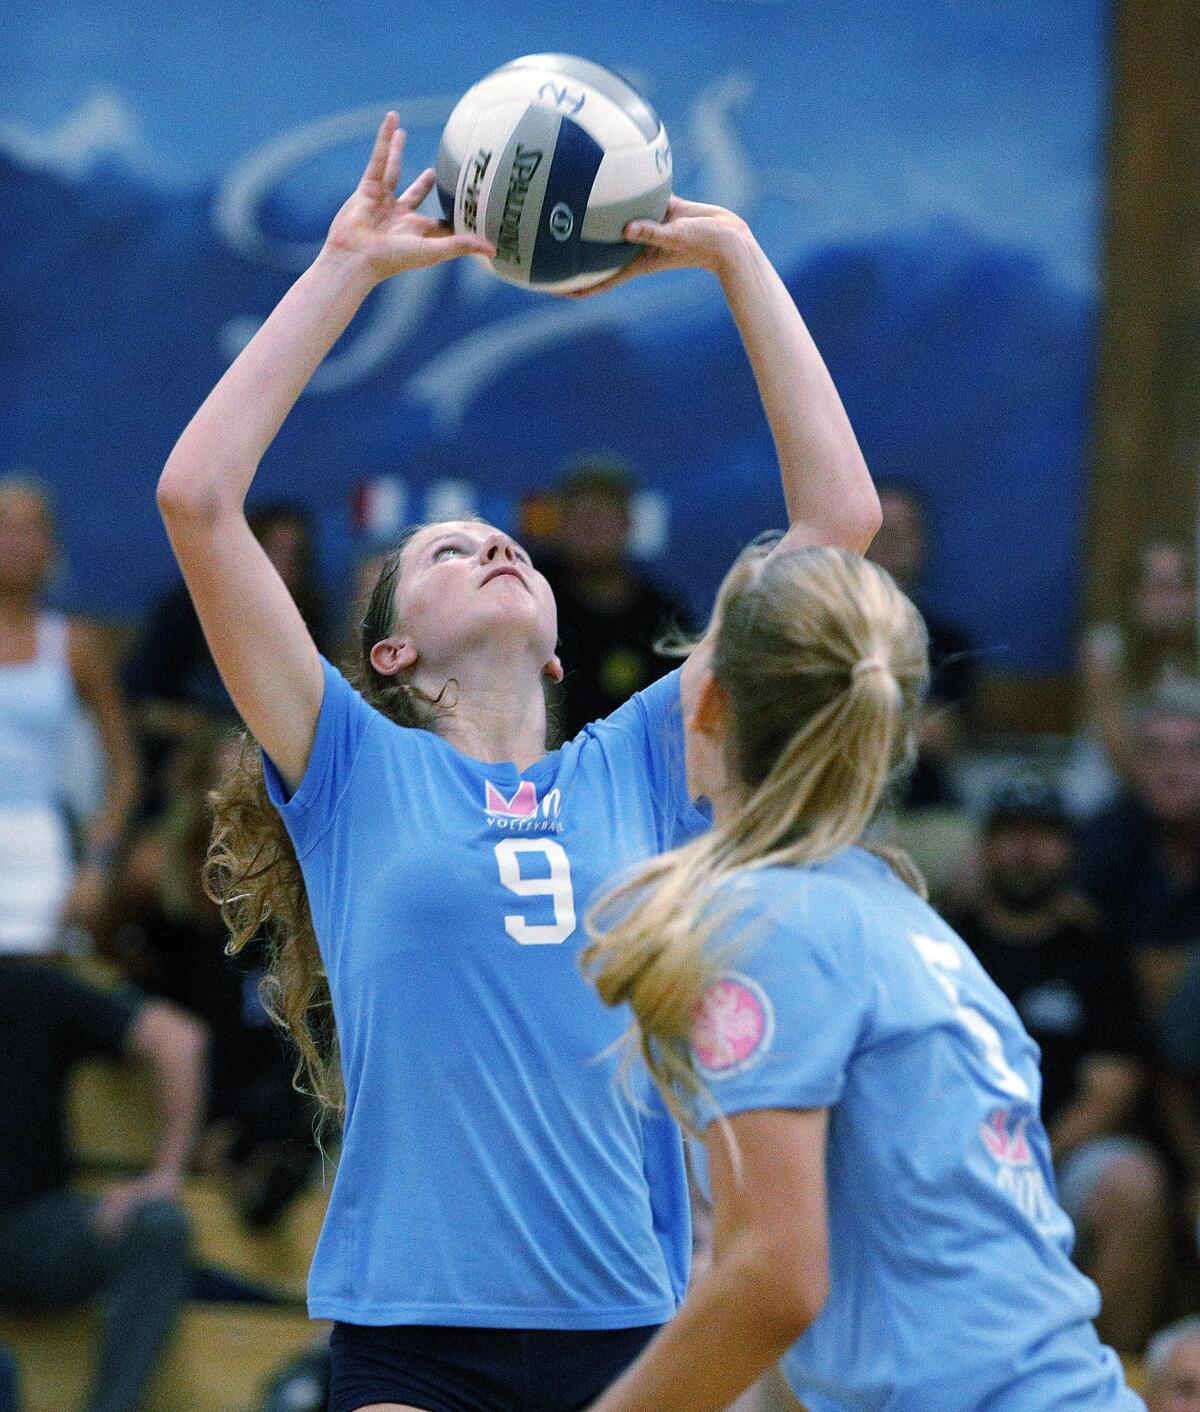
[0,146,1095,671]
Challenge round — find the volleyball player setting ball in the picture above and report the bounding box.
[157,98,880,1412]
[583,551,1146,1409]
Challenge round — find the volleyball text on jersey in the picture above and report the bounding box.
[484,780,565,833]
[980,1107,1058,1232]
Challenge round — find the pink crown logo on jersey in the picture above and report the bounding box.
[485,780,539,819]
[692,975,775,1078]
[980,1109,1032,1165]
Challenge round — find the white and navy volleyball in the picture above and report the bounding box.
[437,55,672,291]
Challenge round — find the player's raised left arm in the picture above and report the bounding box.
[580,198,880,556]
[713,224,880,555]
[586,1107,830,1412]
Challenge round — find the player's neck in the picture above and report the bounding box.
[418,650,550,770]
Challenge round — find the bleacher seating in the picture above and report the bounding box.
[0,974,331,1411]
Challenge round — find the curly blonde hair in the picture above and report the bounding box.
[203,525,562,1130]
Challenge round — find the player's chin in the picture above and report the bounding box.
[476,594,551,636]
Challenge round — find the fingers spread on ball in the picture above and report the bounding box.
[399,167,436,210]
[365,112,399,187]
[625,219,667,245]
[381,126,406,195]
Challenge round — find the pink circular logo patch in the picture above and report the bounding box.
[692,975,774,1078]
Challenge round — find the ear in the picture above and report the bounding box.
[690,670,728,738]
[369,636,418,677]
[543,653,565,685]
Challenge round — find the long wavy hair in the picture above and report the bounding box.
[203,523,561,1130]
[582,546,929,1132]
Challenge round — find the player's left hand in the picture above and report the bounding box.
[565,195,753,297]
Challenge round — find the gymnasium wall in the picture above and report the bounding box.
[1,0,1107,672]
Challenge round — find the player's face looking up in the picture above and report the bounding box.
[366,519,561,689]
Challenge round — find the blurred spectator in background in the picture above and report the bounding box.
[337,547,390,666]
[1151,949,1200,1264]
[1076,679,1200,1012]
[867,481,979,901]
[1066,540,1197,820]
[256,1342,329,1412]
[950,778,1168,1352]
[537,459,689,738]
[102,725,318,1229]
[1145,1317,1200,1412]
[0,955,204,1412]
[0,1345,18,1412]
[124,501,329,816]
[0,475,139,955]
[867,481,978,801]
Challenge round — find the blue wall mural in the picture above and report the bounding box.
[1,0,1106,671]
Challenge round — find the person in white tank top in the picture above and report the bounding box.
[0,476,139,953]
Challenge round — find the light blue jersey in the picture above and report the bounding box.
[263,657,703,1328]
[686,850,1144,1412]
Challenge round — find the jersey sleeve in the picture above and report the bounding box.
[262,656,377,858]
[684,894,873,1130]
[590,667,709,850]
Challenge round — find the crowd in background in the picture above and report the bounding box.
[1,464,1199,1411]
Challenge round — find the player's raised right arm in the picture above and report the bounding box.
[157,114,493,790]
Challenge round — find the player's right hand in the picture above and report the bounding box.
[322,111,495,281]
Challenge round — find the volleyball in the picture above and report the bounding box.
[436,54,673,293]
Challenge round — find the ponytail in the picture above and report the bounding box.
[583,547,929,1130]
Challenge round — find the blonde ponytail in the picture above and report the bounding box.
[583,546,929,1130]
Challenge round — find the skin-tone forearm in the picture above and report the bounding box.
[96,1007,207,1235]
[1049,1059,1139,1161]
[125,1004,206,1178]
[716,234,879,553]
[589,1242,808,1412]
[157,249,377,517]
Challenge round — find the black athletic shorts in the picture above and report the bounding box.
[327,1320,660,1412]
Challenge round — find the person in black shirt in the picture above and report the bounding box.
[866,481,977,807]
[536,461,689,739]
[951,779,1169,1353]
[124,501,330,817]
[1076,682,1200,1014]
[0,958,205,1412]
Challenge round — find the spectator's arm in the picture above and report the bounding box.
[68,620,141,860]
[59,621,142,941]
[94,999,207,1235]
[127,1000,207,1183]
[131,1005,207,1180]
[1048,1055,1142,1161]
[1079,623,1140,782]
[94,1002,207,1231]
[1157,1072,1200,1188]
